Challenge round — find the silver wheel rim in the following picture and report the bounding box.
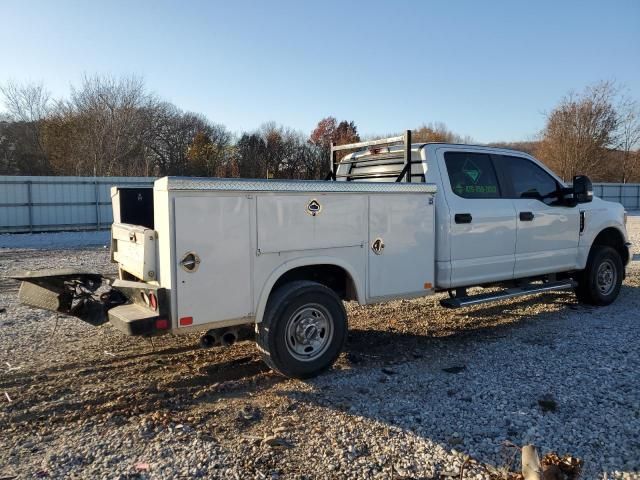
[285,304,333,362]
[596,259,617,296]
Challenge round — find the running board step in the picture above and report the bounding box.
[440,280,577,309]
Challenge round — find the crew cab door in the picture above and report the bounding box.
[493,155,580,277]
[437,149,517,287]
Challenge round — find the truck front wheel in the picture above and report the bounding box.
[258,281,347,379]
[575,246,623,306]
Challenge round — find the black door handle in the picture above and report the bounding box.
[520,211,535,221]
[455,213,472,224]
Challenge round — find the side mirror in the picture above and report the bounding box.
[573,175,593,203]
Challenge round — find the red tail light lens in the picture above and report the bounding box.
[148,293,158,311]
[155,318,169,330]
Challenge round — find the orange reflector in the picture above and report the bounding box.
[424,282,433,289]
[155,318,169,330]
[179,316,193,326]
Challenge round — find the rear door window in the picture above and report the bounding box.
[444,152,501,199]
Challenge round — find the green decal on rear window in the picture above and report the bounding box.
[444,152,500,199]
[462,159,482,184]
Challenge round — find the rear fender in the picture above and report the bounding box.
[254,257,364,324]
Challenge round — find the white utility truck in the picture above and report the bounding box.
[14,131,631,378]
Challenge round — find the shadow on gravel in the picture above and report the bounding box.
[168,356,272,389]
[1,347,278,426]
[0,290,586,428]
[277,285,640,476]
[343,297,573,364]
[341,281,639,365]
[25,343,200,376]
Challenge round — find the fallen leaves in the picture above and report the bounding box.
[541,452,582,480]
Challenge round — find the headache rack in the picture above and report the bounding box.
[327,130,424,182]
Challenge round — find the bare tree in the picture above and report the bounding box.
[538,81,619,181]
[0,81,52,173]
[1,76,239,177]
[298,142,325,179]
[235,123,322,180]
[413,122,469,143]
[259,122,302,179]
[236,132,267,178]
[0,81,51,123]
[616,96,640,182]
[186,123,234,177]
[63,74,155,175]
[145,103,212,175]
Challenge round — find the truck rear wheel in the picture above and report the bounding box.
[575,246,623,306]
[258,280,347,379]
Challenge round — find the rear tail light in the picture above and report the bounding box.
[155,318,169,330]
[148,292,158,311]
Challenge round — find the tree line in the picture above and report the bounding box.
[494,81,640,183]
[1,76,638,182]
[0,75,358,179]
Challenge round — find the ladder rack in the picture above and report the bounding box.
[327,130,414,182]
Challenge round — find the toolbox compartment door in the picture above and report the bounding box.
[174,195,252,326]
[368,193,435,299]
[257,194,366,253]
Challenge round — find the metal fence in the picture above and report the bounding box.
[592,183,640,210]
[0,176,154,233]
[1,177,639,234]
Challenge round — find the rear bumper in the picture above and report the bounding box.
[108,304,166,336]
[12,270,171,335]
[108,279,171,336]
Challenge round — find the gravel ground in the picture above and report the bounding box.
[1,218,639,479]
[0,230,109,249]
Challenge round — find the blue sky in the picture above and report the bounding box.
[1,0,639,143]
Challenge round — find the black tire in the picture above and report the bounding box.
[575,246,623,306]
[257,280,347,379]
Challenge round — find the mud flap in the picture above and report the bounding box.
[12,269,125,326]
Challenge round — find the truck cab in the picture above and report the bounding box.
[336,137,630,301]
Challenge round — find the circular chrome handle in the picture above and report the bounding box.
[180,252,201,272]
[371,238,385,255]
